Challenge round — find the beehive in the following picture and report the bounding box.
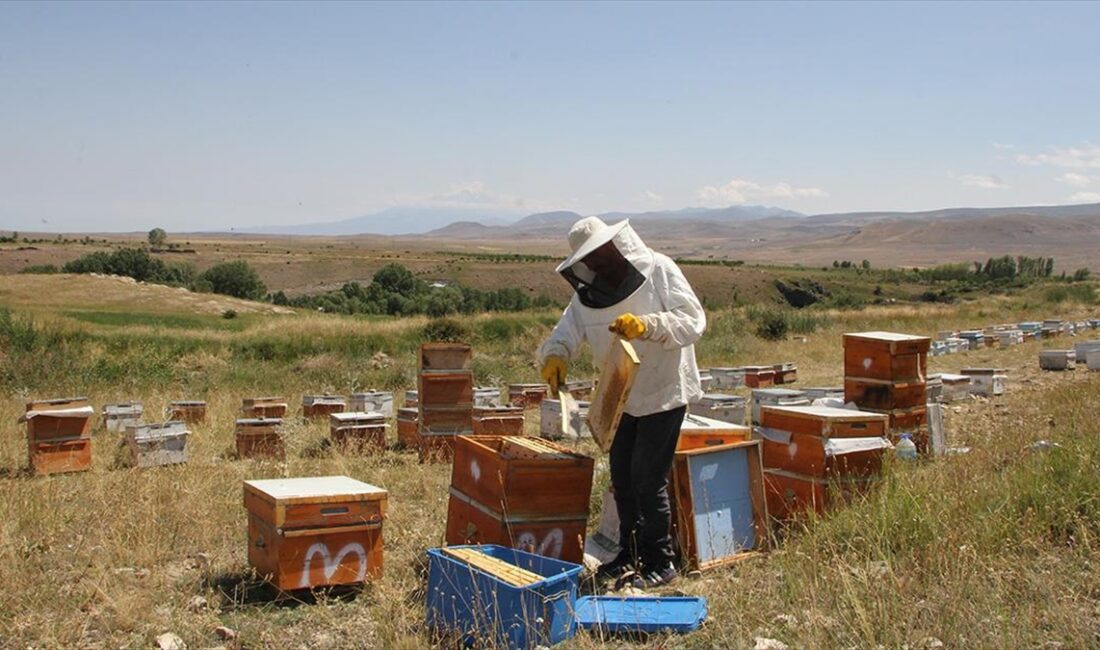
[244,476,387,591]
[473,387,504,408]
[235,417,285,459]
[445,436,594,563]
[507,383,551,408]
[1039,350,1075,371]
[750,388,810,426]
[741,366,776,388]
[395,407,419,449]
[126,421,189,468]
[302,395,348,419]
[348,391,394,416]
[772,362,799,385]
[22,397,94,476]
[690,393,747,426]
[329,412,387,451]
[758,405,891,519]
[242,396,288,419]
[708,367,744,389]
[418,343,474,462]
[961,368,1006,397]
[101,402,144,432]
[166,400,206,423]
[472,405,526,436]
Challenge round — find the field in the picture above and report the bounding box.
[1,266,1100,649]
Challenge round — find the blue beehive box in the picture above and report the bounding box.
[426,545,583,649]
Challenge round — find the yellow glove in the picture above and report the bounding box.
[609,313,646,340]
[541,355,567,393]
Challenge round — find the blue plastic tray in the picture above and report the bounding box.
[574,596,708,634]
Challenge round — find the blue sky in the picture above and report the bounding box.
[2,1,1099,232]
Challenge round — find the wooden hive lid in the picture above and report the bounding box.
[330,411,385,423]
[681,413,751,433]
[243,396,287,407]
[169,400,206,406]
[751,387,807,399]
[236,417,283,426]
[128,421,189,439]
[760,404,889,423]
[303,395,346,405]
[244,475,387,505]
[741,365,774,372]
[698,392,745,404]
[26,396,90,411]
[844,331,931,343]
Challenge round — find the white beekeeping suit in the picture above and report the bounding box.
[539,218,706,417]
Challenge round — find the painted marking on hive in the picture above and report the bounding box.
[516,528,564,558]
[300,542,367,588]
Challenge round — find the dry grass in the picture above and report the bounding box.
[0,276,1099,648]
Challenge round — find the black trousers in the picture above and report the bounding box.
[609,405,686,569]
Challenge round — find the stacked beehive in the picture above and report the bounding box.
[348,391,394,416]
[741,365,776,388]
[507,383,550,408]
[418,343,474,461]
[772,362,799,385]
[22,397,94,476]
[445,435,594,563]
[759,404,891,519]
[843,331,931,453]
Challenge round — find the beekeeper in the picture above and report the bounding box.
[539,216,706,589]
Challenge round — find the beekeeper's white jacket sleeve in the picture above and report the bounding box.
[540,252,706,417]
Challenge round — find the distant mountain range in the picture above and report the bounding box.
[242,204,805,236]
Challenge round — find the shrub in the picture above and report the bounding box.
[422,318,468,343]
[20,264,58,274]
[752,308,789,341]
[198,261,266,300]
[222,309,238,320]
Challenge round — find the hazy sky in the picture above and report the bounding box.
[2,1,1099,232]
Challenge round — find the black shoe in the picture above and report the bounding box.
[631,562,679,589]
[595,553,636,582]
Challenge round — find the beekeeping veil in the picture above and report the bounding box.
[556,217,653,309]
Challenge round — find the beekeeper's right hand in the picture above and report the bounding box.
[541,355,568,394]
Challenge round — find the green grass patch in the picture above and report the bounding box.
[65,310,249,331]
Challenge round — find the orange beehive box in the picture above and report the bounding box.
[167,400,206,423]
[329,412,387,451]
[445,435,594,563]
[742,366,776,388]
[763,470,877,520]
[471,406,526,436]
[236,418,285,459]
[758,404,889,439]
[242,396,289,419]
[244,476,387,591]
[843,331,930,382]
[507,383,551,408]
[843,378,927,411]
[677,413,751,451]
[757,427,889,478]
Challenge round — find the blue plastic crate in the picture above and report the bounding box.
[426,545,582,649]
[574,596,708,635]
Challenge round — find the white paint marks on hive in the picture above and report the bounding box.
[300,542,367,588]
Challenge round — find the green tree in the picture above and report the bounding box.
[147,228,167,247]
[198,261,267,300]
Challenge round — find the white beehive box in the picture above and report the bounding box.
[750,388,810,425]
[962,368,1006,397]
[1088,349,1100,371]
[348,391,394,416]
[102,402,144,431]
[709,367,745,389]
[126,421,190,468]
[539,398,591,440]
[690,393,747,426]
[473,387,503,408]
